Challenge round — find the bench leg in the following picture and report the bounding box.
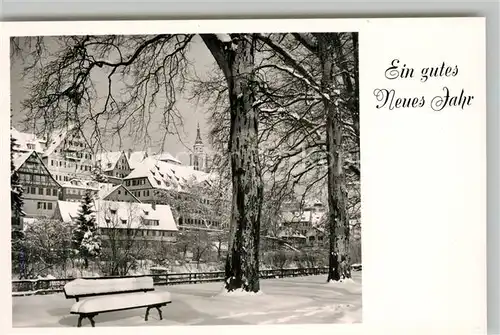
[145,307,151,321]
[77,315,84,328]
[88,315,96,327]
[156,306,163,320]
[76,314,97,327]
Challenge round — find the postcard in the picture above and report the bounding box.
[1,18,486,334]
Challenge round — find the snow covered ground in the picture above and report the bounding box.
[12,273,361,327]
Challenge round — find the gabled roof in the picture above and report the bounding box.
[55,200,178,231]
[151,152,181,165]
[12,151,33,171]
[96,151,125,172]
[124,156,213,192]
[99,184,141,203]
[13,150,61,188]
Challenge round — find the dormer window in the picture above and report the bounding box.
[110,209,117,215]
[121,219,127,225]
[143,210,149,216]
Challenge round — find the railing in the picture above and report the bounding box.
[12,267,329,297]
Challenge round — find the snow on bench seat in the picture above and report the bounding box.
[70,291,172,314]
[64,277,153,297]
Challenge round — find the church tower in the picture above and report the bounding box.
[190,123,206,171]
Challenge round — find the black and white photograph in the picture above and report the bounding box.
[9,29,361,327]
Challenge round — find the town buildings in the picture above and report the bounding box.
[53,200,178,244]
[11,123,221,237]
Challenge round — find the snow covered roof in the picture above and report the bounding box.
[12,151,33,171]
[98,184,141,202]
[42,123,77,157]
[127,151,149,169]
[56,201,81,223]
[97,183,117,199]
[55,200,178,231]
[11,127,45,153]
[124,156,213,192]
[151,152,181,165]
[96,151,125,172]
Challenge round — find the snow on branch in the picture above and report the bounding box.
[255,34,324,97]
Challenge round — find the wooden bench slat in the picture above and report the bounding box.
[63,277,172,327]
[71,291,172,314]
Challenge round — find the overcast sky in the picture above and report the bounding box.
[10,35,217,165]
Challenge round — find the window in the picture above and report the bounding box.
[38,188,43,195]
[121,219,127,225]
[46,188,51,196]
[110,209,117,215]
[51,160,54,166]
[118,190,121,195]
[30,187,35,194]
[144,219,159,226]
[37,202,42,209]
[47,203,52,210]
[125,180,130,186]
[52,189,58,196]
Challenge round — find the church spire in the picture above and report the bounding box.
[195,122,203,145]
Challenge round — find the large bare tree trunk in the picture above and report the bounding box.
[317,33,351,282]
[202,34,263,292]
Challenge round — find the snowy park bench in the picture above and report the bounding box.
[63,277,171,327]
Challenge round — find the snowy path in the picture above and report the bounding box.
[12,273,362,327]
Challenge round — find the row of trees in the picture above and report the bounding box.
[12,32,360,291]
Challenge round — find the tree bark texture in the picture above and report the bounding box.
[201,34,264,292]
[317,33,351,281]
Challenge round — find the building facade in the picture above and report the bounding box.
[13,151,61,218]
[95,151,132,185]
[42,124,94,183]
[59,179,100,202]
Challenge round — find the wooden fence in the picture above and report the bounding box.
[12,267,329,297]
